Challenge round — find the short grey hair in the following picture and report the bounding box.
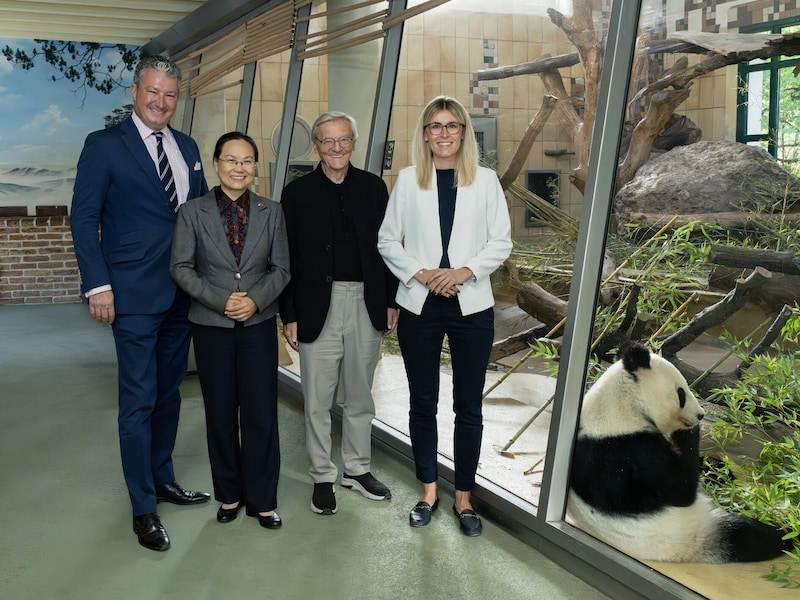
[133,55,182,87]
[312,111,358,141]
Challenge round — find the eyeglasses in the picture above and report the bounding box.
[315,136,355,149]
[219,158,256,169]
[425,122,462,136]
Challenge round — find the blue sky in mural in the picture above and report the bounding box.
[0,38,134,171]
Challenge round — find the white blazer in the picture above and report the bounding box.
[378,165,512,315]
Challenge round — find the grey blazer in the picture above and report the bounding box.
[170,188,290,328]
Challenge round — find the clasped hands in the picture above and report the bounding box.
[224,291,257,322]
[415,267,473,297]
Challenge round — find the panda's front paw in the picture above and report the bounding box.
[671,424,700,455]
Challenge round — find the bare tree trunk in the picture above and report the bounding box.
[489,325,551,363]
[547,1,601,192]
[616,88,692,192]
[709,265,800,310]
[709,245,800,275]
[625,211,800,231]
[659,267,771,355]
[517,280,569,328]
[499,95,557,189]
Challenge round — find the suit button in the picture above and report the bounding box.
[234,272,242,280]
[326,276,332,282]
[325,245,331,252]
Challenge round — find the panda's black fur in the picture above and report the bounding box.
[567,341,791,563]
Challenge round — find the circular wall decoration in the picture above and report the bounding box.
[271,117,313,160]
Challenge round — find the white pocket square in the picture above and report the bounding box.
[194,162,202,171]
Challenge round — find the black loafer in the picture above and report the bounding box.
[247,511,282,529]
[453,505,482,537]
[217,504,240,523]
[156,482,211,505]
[409,498,439,527]
[133,512,170,551]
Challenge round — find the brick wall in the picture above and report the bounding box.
[0,216,82,305]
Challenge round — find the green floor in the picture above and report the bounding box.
[0,303,609,600]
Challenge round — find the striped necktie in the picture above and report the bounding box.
[154,131,178,212]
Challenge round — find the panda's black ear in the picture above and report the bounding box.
[619,341,651,375]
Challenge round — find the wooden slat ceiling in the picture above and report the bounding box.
[0,0,208,46]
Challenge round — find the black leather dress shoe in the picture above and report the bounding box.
[247,510,282,529]
[452,505,482,537]
[133,512,170,551]
[217,504,240,523]
[409,498,439,527]
[156,482,211,505]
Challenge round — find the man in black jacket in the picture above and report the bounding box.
[279,112,399,515]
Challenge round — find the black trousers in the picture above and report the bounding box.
[192,318,280,512]
[397,295,494,491]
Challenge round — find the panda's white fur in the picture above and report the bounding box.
[567,341,790,563]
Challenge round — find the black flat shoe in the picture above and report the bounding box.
[247,509,282,529]
[133,512,170,551]
[452,505,482,537]
[409,498,439,527]
[256,512,282,529]
[217,504,240,523]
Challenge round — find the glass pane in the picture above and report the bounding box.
[777,64,800,174]
[275,0,384,374]
[189,34,246,191]
[248,48,294,197]
[745,69,769,135]
[381,0,580,517]
[580,1,799,596]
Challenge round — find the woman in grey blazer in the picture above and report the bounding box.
[171,132,290,529]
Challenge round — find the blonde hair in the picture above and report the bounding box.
[411,95,478,189]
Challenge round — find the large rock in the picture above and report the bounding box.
[614,140,800,234]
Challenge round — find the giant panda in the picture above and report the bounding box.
[567,341,792,563]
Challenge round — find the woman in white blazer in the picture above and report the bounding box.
[378,96,512,536]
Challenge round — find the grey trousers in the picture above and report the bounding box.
[299,282,382,483]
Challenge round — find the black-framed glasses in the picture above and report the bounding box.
[315,136,355,148]
[219,158,257,169]
[425,122,462,135]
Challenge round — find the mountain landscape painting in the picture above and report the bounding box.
[0,167,77,215]
[0,38,133,215]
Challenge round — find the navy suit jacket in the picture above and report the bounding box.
[70,118,208,314]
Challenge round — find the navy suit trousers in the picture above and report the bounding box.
[111,290,191,516]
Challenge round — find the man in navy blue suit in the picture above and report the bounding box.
[71,55,210,551]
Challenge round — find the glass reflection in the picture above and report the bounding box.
[568,0,800,595]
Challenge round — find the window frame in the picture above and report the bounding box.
[736,17,800,161]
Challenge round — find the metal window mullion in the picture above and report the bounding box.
[365,0,408,175]
[272,2,312,201]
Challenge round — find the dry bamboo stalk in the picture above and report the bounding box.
[647,291,698,343]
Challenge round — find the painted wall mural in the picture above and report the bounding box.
[0,38,133,216]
